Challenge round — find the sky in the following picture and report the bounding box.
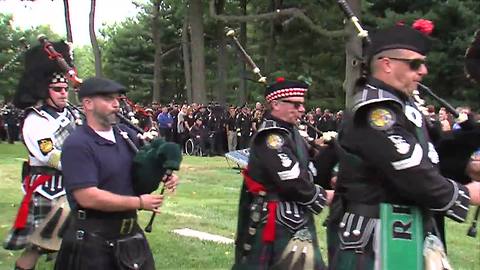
[0,0,143,46]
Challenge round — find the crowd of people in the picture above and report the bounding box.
[3,100,478,150]
[124,101,345,156]
[0,101,23,143]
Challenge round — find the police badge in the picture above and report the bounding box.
[38,138,54,155]
[368,108,396,130]
[266,134,284,149]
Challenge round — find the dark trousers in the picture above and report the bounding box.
[159,128,172,142]
[6,124,18,143]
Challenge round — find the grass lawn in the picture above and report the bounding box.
[0,142,478,269]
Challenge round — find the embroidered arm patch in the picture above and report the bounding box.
[38,138,54,156]
[368,108,396,130]
[266,134,284,149]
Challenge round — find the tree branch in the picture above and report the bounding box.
[208,0,346,38]
[161,46,180,58]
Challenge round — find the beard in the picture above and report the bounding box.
[93,110,118,127]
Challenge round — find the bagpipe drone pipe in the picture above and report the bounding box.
[36,35,183,231]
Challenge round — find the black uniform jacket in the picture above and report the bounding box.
[335,77,470,224]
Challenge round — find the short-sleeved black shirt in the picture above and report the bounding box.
[61,124,138,209]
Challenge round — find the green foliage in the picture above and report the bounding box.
[363,0,480,110]
[0,14,32,102]
[102,18,154,99]
[73,45,96,79]
[100,0,187,104]
[0,13,65,102]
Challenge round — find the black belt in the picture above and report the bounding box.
[75,209,137,220]
[30,166,60,175]
[346,203,380,218]
[74,209,138,237]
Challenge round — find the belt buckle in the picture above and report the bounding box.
[119,218,134,235]
[77,210,86,220]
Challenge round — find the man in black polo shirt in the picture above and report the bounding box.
[55,77,178,270]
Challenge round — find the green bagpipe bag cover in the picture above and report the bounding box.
[132,138,182,195]
[380,203,424,270]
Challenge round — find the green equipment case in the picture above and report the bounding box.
[380,203,424,270]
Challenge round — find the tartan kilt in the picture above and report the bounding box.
[3,193,54,251]
[234,221,326,270]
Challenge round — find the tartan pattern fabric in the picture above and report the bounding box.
[4,194,54,250]
[234,212,326,270]
[53,110,76,150]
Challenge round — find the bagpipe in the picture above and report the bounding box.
[336,0,480,240]
[118,95,158,135]
[38,35,182,233]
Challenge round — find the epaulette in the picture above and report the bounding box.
[351,84,404,113]
[250,119,290,149]
[24,106,48,119]
[257,119,290,135]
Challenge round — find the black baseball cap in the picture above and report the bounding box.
[78,77,126,99]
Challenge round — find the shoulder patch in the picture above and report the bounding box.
[38,138,54,156]
[368,108,396,130]
[266,134,284,149]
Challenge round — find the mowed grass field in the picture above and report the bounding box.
[0,143,478,270]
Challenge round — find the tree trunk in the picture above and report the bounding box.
[215,0,227,105]
[62,0,77,104]
[152,0,164,103]
[63,0,73,43]
[238,0,247,105]
[89,0,102,76]
[264,0,277,75]
[343,0,363,109]
[189,0,207,104]
[182,11,193,103]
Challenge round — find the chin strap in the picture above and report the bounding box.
[46,98,64,112]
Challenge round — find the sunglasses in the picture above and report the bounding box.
[279,99,305,109]
[50,86,68,93]
[380,57,427,71]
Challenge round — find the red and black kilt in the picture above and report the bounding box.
[3,193,53,251]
